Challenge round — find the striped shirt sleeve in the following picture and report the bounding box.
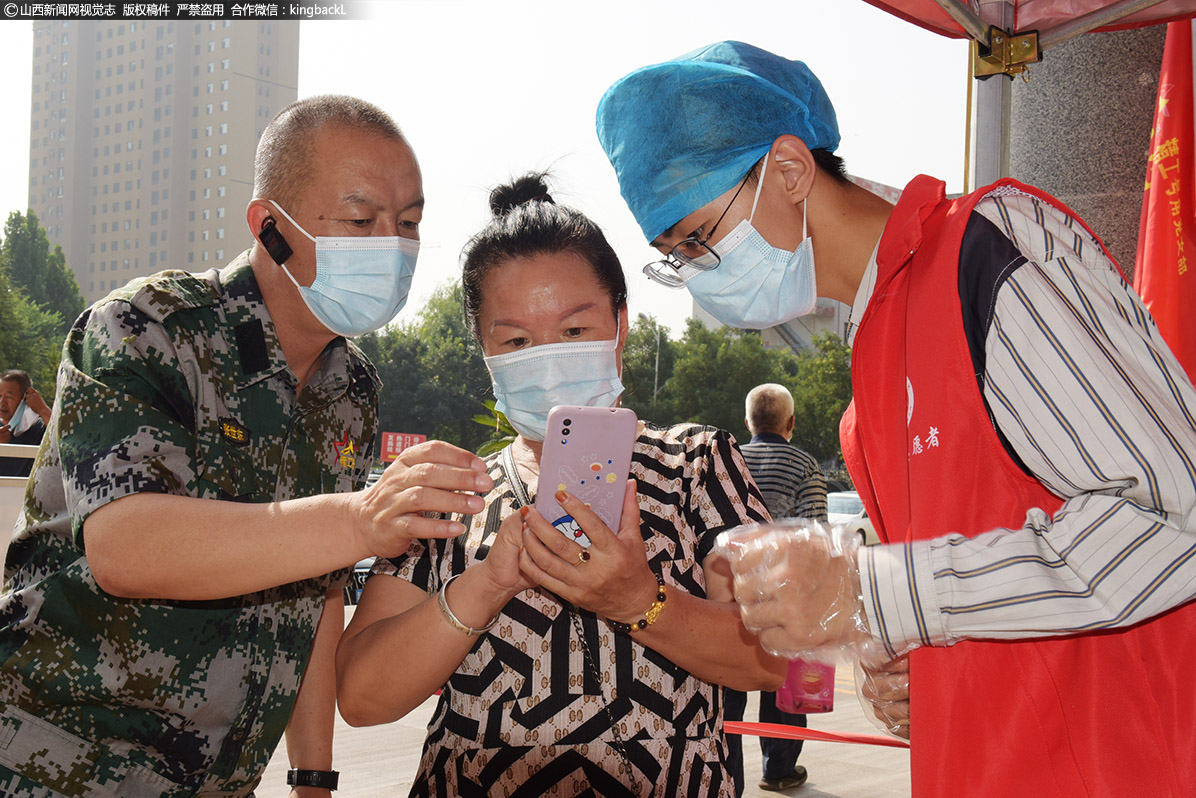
[862,190,1196,653]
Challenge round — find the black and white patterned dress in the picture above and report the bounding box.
[375,422,769,797]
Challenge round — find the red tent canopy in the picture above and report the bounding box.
[865,0,1196,40]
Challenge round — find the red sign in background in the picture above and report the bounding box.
[380,432,427,462]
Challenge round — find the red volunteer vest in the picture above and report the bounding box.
[841,175,1195,796]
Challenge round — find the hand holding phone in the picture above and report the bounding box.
[535,405,637,547]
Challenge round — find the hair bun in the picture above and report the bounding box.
[489,172,554,217]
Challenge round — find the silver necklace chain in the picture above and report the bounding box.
[569,608,638,789]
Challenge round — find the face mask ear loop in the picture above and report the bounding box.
[803,195,809,241]
[255,199,317,291]
[262,199,317,243]
[277,260,307,293]
[747,157,769,224]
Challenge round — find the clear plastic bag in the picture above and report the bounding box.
[855,654,911,740]
[714,518,873,661]
[716,518,911,739]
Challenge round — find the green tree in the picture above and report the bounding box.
[0,210,84,339]
[656,319,798,440]
[787,331,853,466]
[618,314,677,421]
[623,317,853,469]
[0,269,63,401]
[412,283,494,450]
[364,281,495,458]
[357,325,427,458]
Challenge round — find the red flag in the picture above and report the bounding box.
[1135,21,1196,383]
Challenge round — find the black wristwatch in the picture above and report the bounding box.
[286,769,339,790]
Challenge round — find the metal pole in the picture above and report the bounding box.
[652,324,660,407]
[930,0,990,43]
[969,1,1016,186]
[1039,0,1169,50]
[963,51,974,194]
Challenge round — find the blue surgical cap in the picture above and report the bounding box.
[596,41,840,242]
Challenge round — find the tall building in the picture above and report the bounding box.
[27,19,299,304]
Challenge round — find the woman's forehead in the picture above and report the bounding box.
[480,253,614,323]
[484,252,602,293]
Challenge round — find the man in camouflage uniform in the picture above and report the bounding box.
[0,96,492,797]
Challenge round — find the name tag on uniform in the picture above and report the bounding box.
[220,418,250,447]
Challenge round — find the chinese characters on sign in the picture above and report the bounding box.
[1134,21,1196,386]
[1152,135,1187,276]
[381,432,427,462]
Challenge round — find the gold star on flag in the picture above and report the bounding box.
[1159,83,1174,117]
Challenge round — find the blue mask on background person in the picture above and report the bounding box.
[5,400,27,434]
[485,330,624,442]
[686,158,817,329]
[266,200,419,337]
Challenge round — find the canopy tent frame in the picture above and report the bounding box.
[957,0,1169,186]
[872,0,1193,186]
[935,0,1170,77]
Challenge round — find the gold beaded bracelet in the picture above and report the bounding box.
[608,575,667,634]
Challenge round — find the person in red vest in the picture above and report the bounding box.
[597,41,1196,797]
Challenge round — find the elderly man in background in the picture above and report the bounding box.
[725,383,826,794]
[740,383,827,524]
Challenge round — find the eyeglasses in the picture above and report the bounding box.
[643,170,754,288]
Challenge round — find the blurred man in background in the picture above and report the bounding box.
[0,370,51,477]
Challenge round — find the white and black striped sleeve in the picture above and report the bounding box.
[863,191,1196,654]
[684,427,770,563]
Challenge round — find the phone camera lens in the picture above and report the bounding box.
[563,419,572,426]
[562,428,571,436]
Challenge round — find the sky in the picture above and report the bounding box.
[0,1,970,335]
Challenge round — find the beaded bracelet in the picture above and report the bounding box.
[607,575,667,634]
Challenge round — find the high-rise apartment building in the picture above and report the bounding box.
[28,19,299,304]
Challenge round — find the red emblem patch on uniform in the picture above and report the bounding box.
[333,432,356,469]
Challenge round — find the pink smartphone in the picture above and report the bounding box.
[535,405,638,547]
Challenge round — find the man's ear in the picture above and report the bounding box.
[246,199,275,243]
[770,135,817,206]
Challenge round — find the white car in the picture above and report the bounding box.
[827,490,879,546]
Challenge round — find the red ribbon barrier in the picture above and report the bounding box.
[725,721,910,749]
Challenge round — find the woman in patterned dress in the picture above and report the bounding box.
[336,173,787,797]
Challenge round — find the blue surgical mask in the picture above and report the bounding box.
[6,400,26,432]
[484,329,624,442]
[266,200,419,337]
[685,158,817,329]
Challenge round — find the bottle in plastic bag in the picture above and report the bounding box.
[776,657,835,713]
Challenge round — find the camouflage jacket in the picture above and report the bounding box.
[0,254,378,797]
